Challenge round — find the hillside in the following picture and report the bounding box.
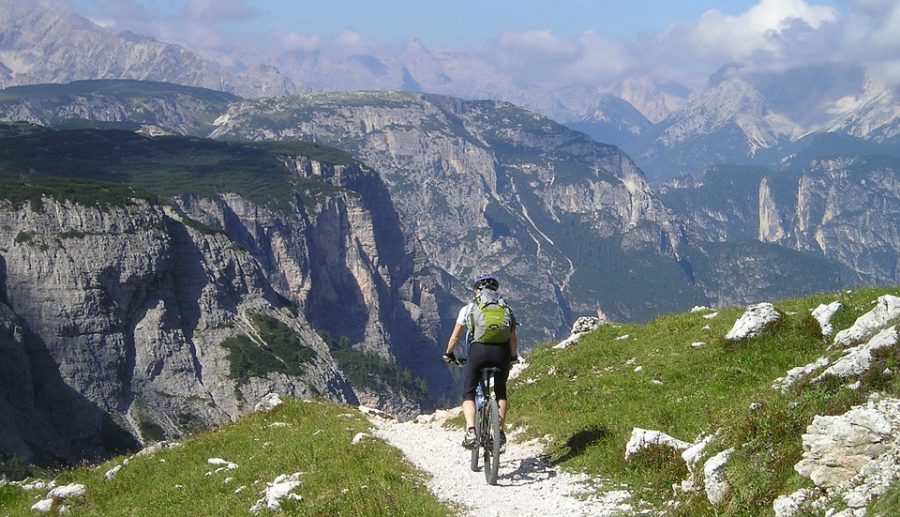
[510,285,900,515]
[0,398,450,515]
[0,121,458,470]
[2,287,897,516]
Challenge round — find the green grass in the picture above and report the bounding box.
[222,314,317,383]
[0,400,450,516]
[509,286,900,515]
[320,333,430,402]
[0,123,355,213]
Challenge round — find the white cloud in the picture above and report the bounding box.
[496,30,579,61]
[183,0,258,21]
[276,32,322,53]
[333,30,374,54]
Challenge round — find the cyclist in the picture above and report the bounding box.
[443,275,518,450]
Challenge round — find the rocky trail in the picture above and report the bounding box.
[366,408,634,517]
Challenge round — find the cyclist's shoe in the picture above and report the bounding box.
[499,431,507,453]
[462,428,477,449]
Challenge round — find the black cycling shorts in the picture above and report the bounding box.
[462,342,511,401]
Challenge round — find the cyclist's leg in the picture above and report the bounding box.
[462,343,486,432]
[486,344,512,429]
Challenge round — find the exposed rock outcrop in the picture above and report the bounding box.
[0,196,355,464]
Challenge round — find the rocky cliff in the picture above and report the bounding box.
[660,157,900,288]
[0,134,456,467]
[210,91,693,335]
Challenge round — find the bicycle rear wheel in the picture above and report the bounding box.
[483,399,501,485]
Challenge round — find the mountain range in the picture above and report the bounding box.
[2,2,898,184]
[0,0,898,474]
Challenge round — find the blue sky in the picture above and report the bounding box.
[56,0,900,89]
[67,0,832,49]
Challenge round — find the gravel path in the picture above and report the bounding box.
[366,408,635,516]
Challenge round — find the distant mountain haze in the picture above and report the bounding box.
[2,2,898,185]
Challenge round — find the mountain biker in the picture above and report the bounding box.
[443,275,518,450]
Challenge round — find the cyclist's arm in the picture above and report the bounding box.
[509,329,518,358]
[446,323,466,355]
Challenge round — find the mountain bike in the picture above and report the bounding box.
[470,366,503,485]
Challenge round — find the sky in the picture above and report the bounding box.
[53,0,900,89]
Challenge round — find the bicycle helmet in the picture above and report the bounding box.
[472,274,499,291]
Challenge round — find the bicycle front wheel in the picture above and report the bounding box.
[483,399,501,485]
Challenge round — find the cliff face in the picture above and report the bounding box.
[663,157,900,287]
[173,158,455,406]
[0,152,453,466]
[211,92,689,333]
[772,157,900,283]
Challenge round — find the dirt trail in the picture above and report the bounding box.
[367,408,634,516]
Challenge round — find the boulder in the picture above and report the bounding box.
[725,303,780,341]
[810,301,842,337]
[833,295,900,347]
[795,397,896,489]
[815,326,898,382]
[772,357,830,393]
[704,448,735,505]
[625,428,691,461]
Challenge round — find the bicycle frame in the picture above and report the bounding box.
[472,366,502,485]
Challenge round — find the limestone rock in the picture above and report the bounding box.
[773,357,830,393]
[811,301,842,337]
[725,302,780,340]
[833,295,900,347]
[704,448,735,505]
[625,428,691,461]
[795,397,897,489]
[815,326,898,382]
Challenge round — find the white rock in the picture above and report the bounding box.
[633,366,643,373]
[703,312,719,319]
[815,326,898,382]
[811,301,842,337]
[104,465,123,481]
[207,458,238,470]
[615,334,630,341]
[254,393,284,413]
[833,295,900,347]
[773,357,831,393]
[682,432,719,474]
[351,432,370,445]
[773,488,816,517]
[47,484,86,500]
[726,303,780,341]
[795,402,894,488]
[250,473,303,514]
[690,306,711,313]
[571,316,604,334]
[625,428,691,461]
[691,342,706,349]
[31,498,54,513]
[704,448,735,505]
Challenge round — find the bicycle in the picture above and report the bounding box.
[443,354,516,485]
[470,366,503,485]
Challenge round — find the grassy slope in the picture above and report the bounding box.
[0,401,450,516]
[509,286,900,515]
[2,288,897,515]
[0,122,354,213]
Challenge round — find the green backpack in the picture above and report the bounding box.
[467,290,513,344]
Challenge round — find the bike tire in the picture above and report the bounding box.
[483,399,501,485]
[470,408,480,471]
